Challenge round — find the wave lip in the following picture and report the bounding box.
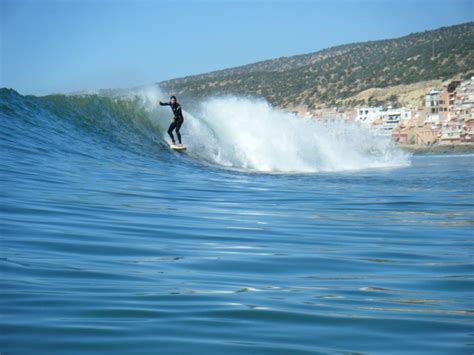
[184,97,411,173]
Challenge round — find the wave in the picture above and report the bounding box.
[0,88,411,173]
[0,87,166,158]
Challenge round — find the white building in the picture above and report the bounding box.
[424,89,442,125]
[454,77,474,123]
[380,108,412,136]
[356,107,382,125]
[440,122,462,144]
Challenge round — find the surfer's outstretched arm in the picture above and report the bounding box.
[159,101,170,106]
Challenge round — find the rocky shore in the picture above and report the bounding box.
[399,143,474,154]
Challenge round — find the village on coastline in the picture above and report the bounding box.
[296,77,474,152]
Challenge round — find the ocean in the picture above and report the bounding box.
[1,87,473,354]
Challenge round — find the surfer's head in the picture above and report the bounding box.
[170,96,177,104]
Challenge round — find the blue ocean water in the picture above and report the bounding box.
[1,88,473,354]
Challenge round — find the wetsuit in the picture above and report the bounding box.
[160,101,184,144]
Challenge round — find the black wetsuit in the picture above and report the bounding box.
[160,101,184,144]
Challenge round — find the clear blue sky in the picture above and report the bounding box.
[1,0,472,95]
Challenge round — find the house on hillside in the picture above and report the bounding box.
[455,77,474,143]
[380,107,412,136]
[356,107,382,125]
[424,89,443,127]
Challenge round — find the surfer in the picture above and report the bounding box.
[159,96,184,145]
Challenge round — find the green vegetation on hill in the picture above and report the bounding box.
[159,22,474,109]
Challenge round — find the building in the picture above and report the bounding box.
[356,107,382,125]
[454,77,474,142]
[424,89,443,126]
[439,122,462,145]
[310,108,356,123]
[391,110,426,144]
[380,107,412,136]
[356,107,378,124]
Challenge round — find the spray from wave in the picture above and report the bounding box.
[173,96,411,173]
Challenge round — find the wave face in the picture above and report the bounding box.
[0,88,163,160]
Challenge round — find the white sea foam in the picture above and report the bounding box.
[128,84,167,109]
[176,96,410,173]
[133,89,411,172]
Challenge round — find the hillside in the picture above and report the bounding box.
[159,22,474,109]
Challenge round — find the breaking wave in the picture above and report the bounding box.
[0,88,410,173]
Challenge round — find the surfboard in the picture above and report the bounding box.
[170,144,187,151]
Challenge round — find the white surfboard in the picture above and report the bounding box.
[170,144,187,151]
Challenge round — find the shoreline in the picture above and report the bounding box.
[399,143,474,155]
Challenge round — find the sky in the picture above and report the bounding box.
[1,0,472,95]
